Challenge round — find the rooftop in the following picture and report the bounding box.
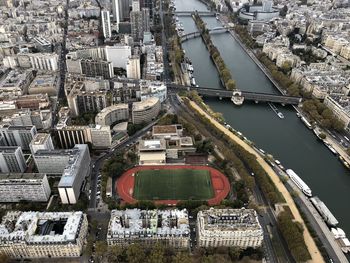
[198,208,262,232]
[152,125,178,135]
[58,144,89,188]
[139,139,166,151]
[0,146,21,153]
[108,209,190,239]
[35,147,80,157]
[0,173,46,181]
[132,97,159,111]
[0,211,85,245]
[30,133,50,145]
[29,75,57,88]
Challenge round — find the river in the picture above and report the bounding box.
[176,0,350,237]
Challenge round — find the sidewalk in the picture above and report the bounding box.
[189,100,324,263]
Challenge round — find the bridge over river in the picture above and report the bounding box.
[174,11,215,17]
[167,83,302,105]
[180,26,235,42]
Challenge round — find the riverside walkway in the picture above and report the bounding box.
[188,99,324,263]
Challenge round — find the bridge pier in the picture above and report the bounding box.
[231,90,244,106]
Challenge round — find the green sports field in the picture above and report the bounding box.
[133,169,214,200]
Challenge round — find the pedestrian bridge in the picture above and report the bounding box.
[181,26,235,42]
[167,83,302,105]
[174,11,216,17]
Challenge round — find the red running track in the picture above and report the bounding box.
[116,165,230,206]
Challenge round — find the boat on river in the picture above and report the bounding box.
[339,156,350,169]
[268,103,284,119]
[301,116,312,129]
[310,196,339,226]
[313,128,324,141]
[324,141,338,155]
[286,169,312,197]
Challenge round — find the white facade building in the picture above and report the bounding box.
[126,55,141,79]
[197,208,263,248]
[132,97,160,124]
[58,144,90,204]
[107,209,190,248]
[29,133,54,155]
[95,104,129,126]
[88,125,112,149]
[0,125,37,151]
[101,10,112,39]
[0,211,88,259]
[28,53,59,71]
[34,145,89,175]
[0,146,27,173]
[0,173,51,202]
[105,45,132,69]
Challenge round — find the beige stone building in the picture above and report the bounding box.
[197,208,263,248]
[0,211,88,259]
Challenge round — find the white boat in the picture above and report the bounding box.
[331,228,350,253]
[313,128,324,140]
[324,142,337,155]
[269,103,284,119]
[310,196,339,226]
[286,169,312,197]
[191,77,196,86]
[339,156,350,169]
[301,116,312,129]
[296,112,301,118]
[275,159,281,165]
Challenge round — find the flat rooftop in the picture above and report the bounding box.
[139,139,166,151]
[31,133,50,145]
[30,75,57,87]
[0,146,20,153]
[152,125,177,134]
[0,173,46,181]
[35,147,80,156]
[58,144,88,187]
[132,97,159,111]
[7,125,34,131]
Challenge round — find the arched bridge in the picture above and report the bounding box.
[174,11,216,17]
[181,26,235,42]
[167,83,302,105]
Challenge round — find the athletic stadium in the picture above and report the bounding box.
[116,165,230,205]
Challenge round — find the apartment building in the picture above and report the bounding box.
[0,211,88,258]
[107,209,190,248]
[95,104,129,126]
[0,173,51,202]
[197,208,263,248]
[0,146,26,173]
[0,124,37,151]
[132,97,160,124]
[58,144,90,204]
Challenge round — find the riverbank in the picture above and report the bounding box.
[219,14,350,170]
[188,99,324,263]
[193,13,236,90]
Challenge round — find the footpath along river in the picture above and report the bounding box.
[175,0,350,238]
